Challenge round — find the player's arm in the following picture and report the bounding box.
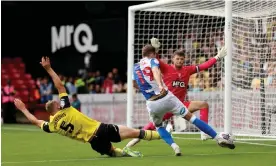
[133,80,139,89]
[14,98,45,128]
[132,65,141,90]
[150,37,169,73]
[151,58,165,91]
[40,57,66,94]
[189,47,227,75]
[156,53,170,73]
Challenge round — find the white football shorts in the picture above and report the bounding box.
[146,91,188,126]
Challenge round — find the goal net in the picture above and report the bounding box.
[127,0,276,139]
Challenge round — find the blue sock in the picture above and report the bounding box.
[192,117,217,139]
[157,127,174,145]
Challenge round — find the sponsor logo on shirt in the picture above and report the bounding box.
[172,81,185,88]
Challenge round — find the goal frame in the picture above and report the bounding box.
[127,0,239,135]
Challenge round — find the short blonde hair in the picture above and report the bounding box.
[45,100,55,112]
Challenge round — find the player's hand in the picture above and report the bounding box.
[150,37,161,53]
[215,46,227,60]
[14,98,26,111]
[40,56,51,70]
[159,85,166,95]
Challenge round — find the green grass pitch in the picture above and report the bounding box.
[1,124,276,166]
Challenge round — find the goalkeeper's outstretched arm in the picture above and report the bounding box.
[40,57,66,94]
[150,37,227,75]
[190,47,227,75]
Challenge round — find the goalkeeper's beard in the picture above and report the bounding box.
[174,63,183,69]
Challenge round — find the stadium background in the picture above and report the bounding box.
[1,1,147,123]
[1,1,276,125]
[2,1,145,77]
[1,1,276,166]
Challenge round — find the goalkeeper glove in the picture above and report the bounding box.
[150,37,161,53]
[215,46,227,60]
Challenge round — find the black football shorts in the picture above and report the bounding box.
[89,123,121,156]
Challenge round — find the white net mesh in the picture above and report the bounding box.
[130,0,276,139]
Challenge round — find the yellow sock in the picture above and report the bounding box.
[112,147,124,157]
[141,130,161,141]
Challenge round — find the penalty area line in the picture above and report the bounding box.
[2,152,276,165]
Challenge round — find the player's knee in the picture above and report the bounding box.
[202,101,209,109]
[183,111,193,121]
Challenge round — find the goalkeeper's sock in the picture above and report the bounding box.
[190,115,217,139]
[200,108,209,139]
[157,127,175,145]
[139,130,161,140]
[200,108,209,123]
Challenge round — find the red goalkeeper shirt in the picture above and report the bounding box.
[158,57,218,101]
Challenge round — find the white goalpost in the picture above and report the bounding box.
[127,0,276,140]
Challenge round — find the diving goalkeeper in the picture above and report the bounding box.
[14,57,161,157]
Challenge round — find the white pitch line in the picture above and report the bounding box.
[2,127,276,147]
[2,152,276,165]
[173,136,200,140]
[236,141,276,147]
[1,127,40,132]
[174,136,276,147]
[1,158,103,165]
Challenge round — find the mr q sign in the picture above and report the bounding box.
[51,23,98,53]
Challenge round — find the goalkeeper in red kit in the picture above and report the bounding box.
[126,38,227,147]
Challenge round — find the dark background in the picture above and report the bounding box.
[1,1,148,78]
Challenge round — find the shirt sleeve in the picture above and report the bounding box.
[156,54,170,73]
[133,63,139,81]
[188,57,217,75]
[40,121,52,133]
[59,93,71,109]
[186,66,198,75]
[150,58,160,68]
[132,73,135,80]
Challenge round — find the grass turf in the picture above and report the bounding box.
[1,124,276,166]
